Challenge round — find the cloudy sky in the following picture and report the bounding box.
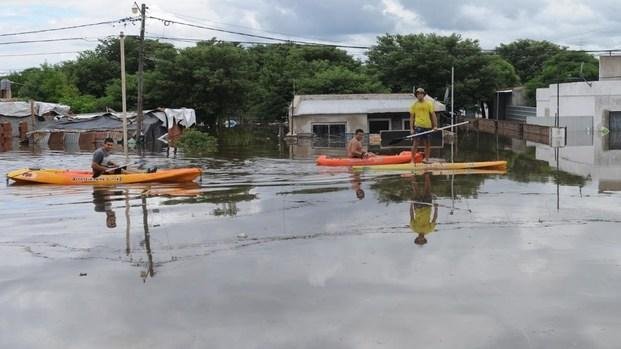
[1,0,621,74]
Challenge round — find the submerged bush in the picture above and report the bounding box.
[177,129,218,155]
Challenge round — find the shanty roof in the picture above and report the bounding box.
[0,101,70,117]
[291,93,446,116]
[37,108,196,132]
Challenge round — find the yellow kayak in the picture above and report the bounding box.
[353,160,507,172]
[398,169,507,176]
[7,168,202,185]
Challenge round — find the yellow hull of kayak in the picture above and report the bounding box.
[7,168,202,185]
[353,160,507,172]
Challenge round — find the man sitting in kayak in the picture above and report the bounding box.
[91,138,146,177]
[347,129,376,158]
[410,88,438,164]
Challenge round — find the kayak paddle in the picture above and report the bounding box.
[388,121,470,145]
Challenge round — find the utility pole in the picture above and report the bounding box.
[120,32,128,157]
[136,3,146,143]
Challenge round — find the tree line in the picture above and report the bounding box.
[4,35,599,125]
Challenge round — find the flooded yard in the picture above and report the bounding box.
[1,130,621,348]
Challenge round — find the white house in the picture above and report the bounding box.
[536,55,621,135]
[288,93,446,137]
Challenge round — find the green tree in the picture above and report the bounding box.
[14,64,78,102]
[367,33,518,112]
[147,40,253,126]
[496,39,563,83]
[246,44,380,121]
[297,66,388,94]
[62,51,118,98]
[525,50,598,104]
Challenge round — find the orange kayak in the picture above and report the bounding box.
[316,151,423,166]
[7,168,202,185]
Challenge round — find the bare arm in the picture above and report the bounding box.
[92,161,111,172]
[431,111,438,129]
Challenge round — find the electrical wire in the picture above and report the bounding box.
[0,37,94,45]
[0,51,81,57]
[0,17,140,37]
[147,16,370,49]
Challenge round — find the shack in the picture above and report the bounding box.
[28,108,196,150]
[0,100,71,140]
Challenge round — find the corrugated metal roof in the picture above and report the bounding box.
[292,93,446,116]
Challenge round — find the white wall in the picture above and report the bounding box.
[536,80,621,130]
[292,114,367,135]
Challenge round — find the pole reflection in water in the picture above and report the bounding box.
[140,194,155,282]
[92,186,156,281]
[125,189,131,256]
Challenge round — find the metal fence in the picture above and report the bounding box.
[506,106,536,121]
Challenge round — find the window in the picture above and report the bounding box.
[312,123,345,138]
[402,119,411,130]
[610,111,621,150]
[368,119,391,133]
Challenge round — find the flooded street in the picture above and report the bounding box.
[1,130,621,348]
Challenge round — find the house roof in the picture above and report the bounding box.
[291,93,446,116]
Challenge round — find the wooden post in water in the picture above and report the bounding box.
[120,32,128,158]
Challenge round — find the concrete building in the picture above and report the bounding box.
[536,55,621,138]
[288,93,446,137]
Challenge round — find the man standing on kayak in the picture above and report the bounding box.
[410,88,438,164]
[347,129,376,158]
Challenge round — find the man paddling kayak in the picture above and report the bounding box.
[410,88,438,164]
[347,129,376,158]
[91,138,120,177]
[91,138,146,177]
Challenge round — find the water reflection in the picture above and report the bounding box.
[408,173,438,246]
[92,187,122,228]
[92,187,157,280]
[351,171,365,200]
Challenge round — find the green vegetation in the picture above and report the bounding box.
[3,35,598,119]
[176,129,218,155]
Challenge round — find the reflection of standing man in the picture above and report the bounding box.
[410,173,438,245]
[93,188,118,228]
[410,88,437,164]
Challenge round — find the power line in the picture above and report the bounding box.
[0,51,81,58]
[0,37,94,45]
[147,16,370,49]
[145,35,370,49]
[0,17,139,37]
[164,11,357,48]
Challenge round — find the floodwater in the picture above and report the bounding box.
[1,129,621,349]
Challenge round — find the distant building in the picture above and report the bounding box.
[288,93,446,137]
[492,87,536,121]
[536,55,621,142]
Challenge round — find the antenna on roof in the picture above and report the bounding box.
[579,62,593,87]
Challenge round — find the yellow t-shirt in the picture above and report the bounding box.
[409,100,434,128]
[410,206,437,234]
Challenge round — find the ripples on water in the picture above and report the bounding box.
[1,132,621,348]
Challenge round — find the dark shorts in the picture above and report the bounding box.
[414,193,432,208]
[414,127,432,141]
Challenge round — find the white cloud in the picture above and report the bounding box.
[1,0,621,71]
